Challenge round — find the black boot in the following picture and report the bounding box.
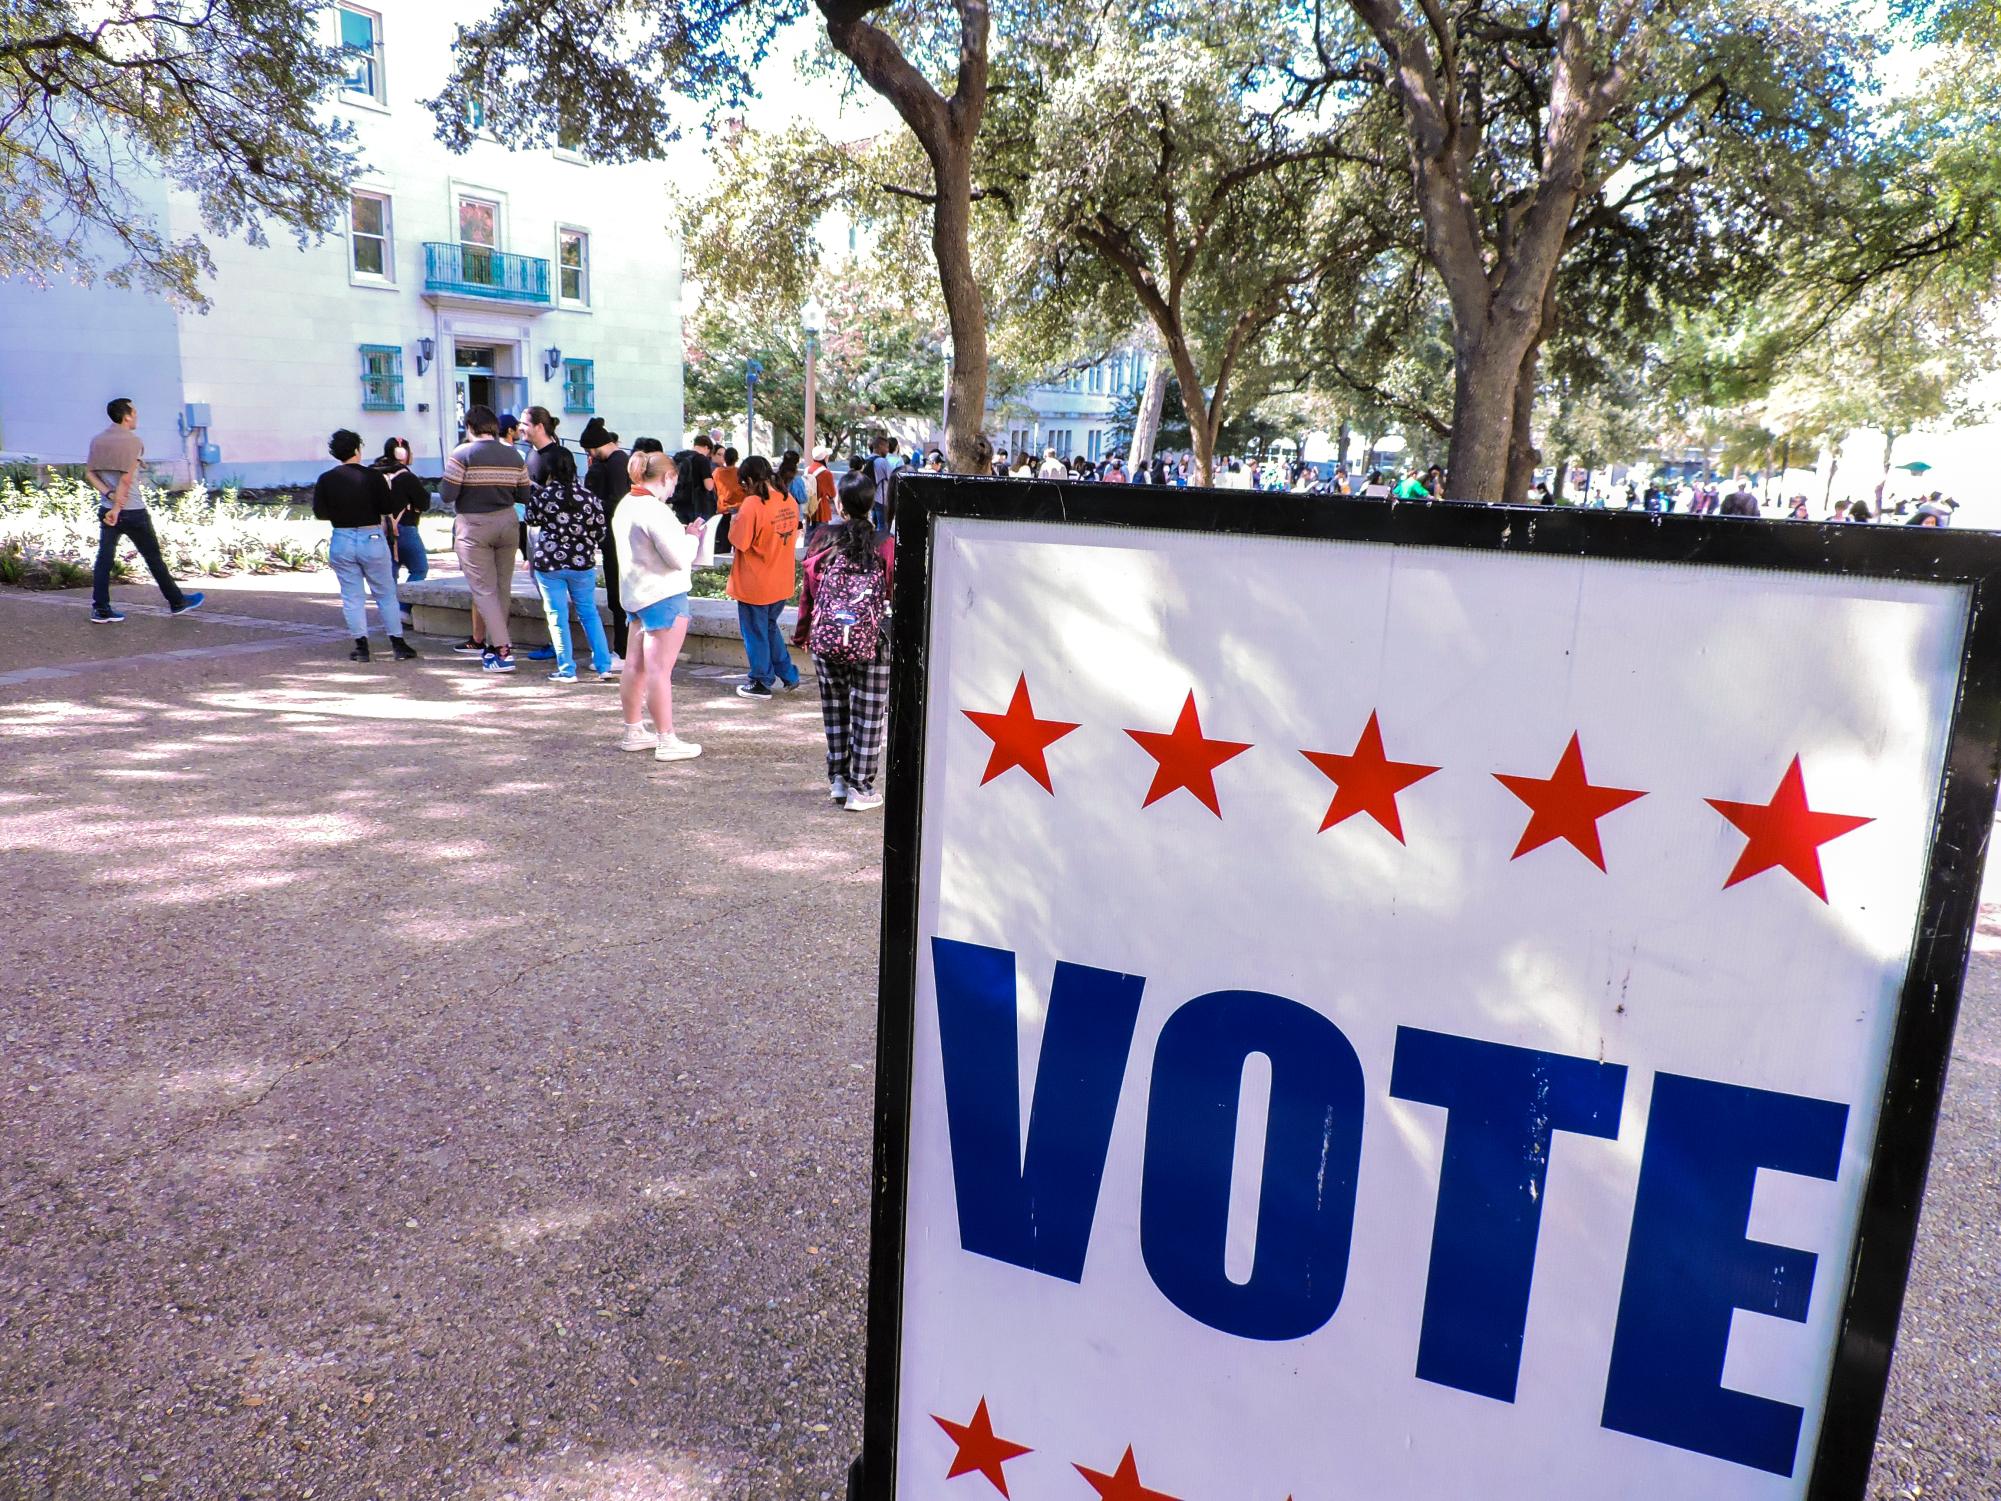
[349,637,370,662]
[390,636,418,661]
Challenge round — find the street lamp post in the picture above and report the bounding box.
[801,299,825,458]
[744,356,762,456]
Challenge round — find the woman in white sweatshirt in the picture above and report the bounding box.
[615,450,706,762]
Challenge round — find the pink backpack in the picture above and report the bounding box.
[808,552,889,664]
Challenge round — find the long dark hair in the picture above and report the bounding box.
[775,449,801,493]
[824,468,883,571]
[739,454,774,500]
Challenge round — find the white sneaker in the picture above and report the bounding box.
[603,656,624,674]
[655,735,703,762]
[846,789,884,811]
[829,777,848,803]
[619,723,658,752]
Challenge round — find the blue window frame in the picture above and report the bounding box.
[563,358,595,414]
[360,344,403,411]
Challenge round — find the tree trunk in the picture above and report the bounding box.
[1504,343,1542,505]
[1822,445,1839,508]
[1549,454,1568,505]
[1130,357,1169,467]
[1337,420,1352,468]
[929,152,989,474]
[820,0,990,475]
[1446,342,1527,503]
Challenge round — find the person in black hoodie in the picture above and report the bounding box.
[580,416,632,663]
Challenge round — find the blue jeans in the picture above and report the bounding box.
[737,600,797,688]
[328,526,400,637]
[536,567,613,674]
[395,519,429,582]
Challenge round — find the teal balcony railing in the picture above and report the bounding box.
[423,243,552,305]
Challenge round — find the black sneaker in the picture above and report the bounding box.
[349,638,371,662]
[452,637,483,655]
[736,681,773,700]
[390,637,419,661]
[91,608,125,624]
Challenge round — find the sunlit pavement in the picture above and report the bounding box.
[0,572,1994,1499]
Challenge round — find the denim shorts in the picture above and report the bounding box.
[632,592,690,632]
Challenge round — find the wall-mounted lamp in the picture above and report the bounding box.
[542,346,564,381]
[415,337,435,376]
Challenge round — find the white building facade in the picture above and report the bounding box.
[991,349,1154,465]
[0,0,685,486]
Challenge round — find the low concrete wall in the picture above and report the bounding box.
[400,576,806,674]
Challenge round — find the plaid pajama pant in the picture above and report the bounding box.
[813,645,892,795]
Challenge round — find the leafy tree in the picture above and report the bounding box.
[0,0,359,308]
[1323,0,1879,501]
[986,3,1401,483]
[429,0,1002,472]
[685,268,947,455]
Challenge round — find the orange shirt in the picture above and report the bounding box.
[714,464,743,513]
[806,464,836,525]
[726,488,801,605]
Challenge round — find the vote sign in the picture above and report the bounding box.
[857,482,2001,1501]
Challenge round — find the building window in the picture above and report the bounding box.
[1088,429,1103,461]
[562,358,595,414]
[557,228,590,305]
[360,345,404,411]
[1088,363,1106,395]
[339,6,384,103]
[349,191,391,279]
[465,97,485,131]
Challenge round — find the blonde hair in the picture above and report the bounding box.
[627,450,676,487]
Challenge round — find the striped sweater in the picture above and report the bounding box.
[439,437,531,515]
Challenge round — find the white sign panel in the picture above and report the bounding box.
[883,513,1978,1501]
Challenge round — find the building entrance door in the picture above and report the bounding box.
[451,343,527,436]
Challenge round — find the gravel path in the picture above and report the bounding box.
[0,576,1993,1500]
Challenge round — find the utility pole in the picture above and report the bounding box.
[745,356,763,456]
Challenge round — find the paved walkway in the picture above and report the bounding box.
[0,572,1994,1499]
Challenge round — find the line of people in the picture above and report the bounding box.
[307,406,894,806]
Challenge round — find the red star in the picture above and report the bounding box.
[964,675,1080,793]
[932,1397,1032,1496]
[1300,711,1440,840]
[1075,1445,1182,1501]
[1494,733,1646,871]
[1125,693,1253,817]
[1707,755,1873,901]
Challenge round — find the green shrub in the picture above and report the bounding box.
[0,477,327,589]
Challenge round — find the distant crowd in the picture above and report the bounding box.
[80,394,1966,808]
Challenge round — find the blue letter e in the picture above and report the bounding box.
[1601,1073,1848,1476]
[931,937,1146,1283]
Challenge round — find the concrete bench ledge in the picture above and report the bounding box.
[399,576,805,674]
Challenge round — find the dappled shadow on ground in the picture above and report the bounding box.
[0,612,878,1500]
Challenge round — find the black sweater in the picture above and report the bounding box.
[312,463,397,528]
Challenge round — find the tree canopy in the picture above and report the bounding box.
[1,0,358,307]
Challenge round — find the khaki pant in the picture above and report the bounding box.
[453,508,516,648]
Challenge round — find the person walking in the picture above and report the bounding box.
[441,404,530,673]
[728,455,803,699]
[579,417,632,665]
[86,397,205,623]
[525,424,615,683]
[795,470,894,810]
[712,445,742,557]
[613,451,704,763]
[314,429,417,663]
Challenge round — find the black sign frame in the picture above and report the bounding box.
[853,477,2001,1501]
